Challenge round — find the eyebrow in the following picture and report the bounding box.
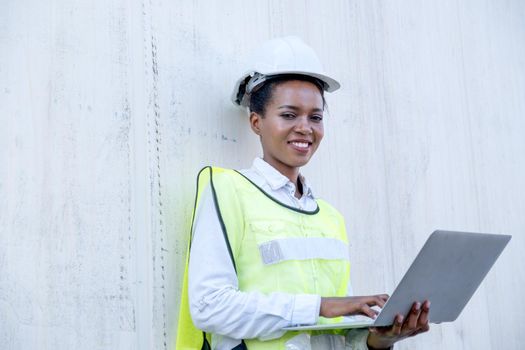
[277,105,324,112]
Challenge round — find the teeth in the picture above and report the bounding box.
[291,141,309,148]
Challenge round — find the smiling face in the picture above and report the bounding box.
[249,79,325,181]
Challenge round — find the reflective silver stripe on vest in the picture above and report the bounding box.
[258,237,349,265]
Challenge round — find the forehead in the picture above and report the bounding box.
[269,80,324,109]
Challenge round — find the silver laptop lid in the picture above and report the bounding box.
[373,230,511,327]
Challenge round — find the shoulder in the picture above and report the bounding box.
[196,166,238,182]
[195,166,244,195]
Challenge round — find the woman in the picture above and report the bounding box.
[177,36,430,350]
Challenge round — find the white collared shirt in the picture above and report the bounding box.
[188,158,368,350]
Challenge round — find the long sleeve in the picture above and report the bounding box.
[345,329,371,350]
[188,187,321,345]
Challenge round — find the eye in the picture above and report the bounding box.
[280,113,296,120]
[310,114,324,122]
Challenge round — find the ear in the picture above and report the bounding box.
[249,112,262,135]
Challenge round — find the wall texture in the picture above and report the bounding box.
[1,1,524,349]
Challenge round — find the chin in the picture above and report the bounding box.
[289,157,311,168]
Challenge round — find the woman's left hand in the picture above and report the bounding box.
[366,300,431,349]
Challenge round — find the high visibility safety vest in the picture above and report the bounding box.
[176,167,351,350]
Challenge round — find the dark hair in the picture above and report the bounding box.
[249,74,327,116]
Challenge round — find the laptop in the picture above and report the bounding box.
[284,230,511,331]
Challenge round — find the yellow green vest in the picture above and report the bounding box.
[176,167,351,350]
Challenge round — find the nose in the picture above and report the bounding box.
[294,116,313,134]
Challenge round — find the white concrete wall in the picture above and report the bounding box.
[1,1,524,349]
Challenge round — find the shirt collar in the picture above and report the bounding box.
[298,173,314,198]
[251,158,315,198]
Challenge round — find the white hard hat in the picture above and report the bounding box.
[231,36,341,107]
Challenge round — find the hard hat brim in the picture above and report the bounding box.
[231,70,341,108]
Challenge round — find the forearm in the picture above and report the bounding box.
[189,285,320,339]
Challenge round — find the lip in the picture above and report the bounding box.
[287,140,312,153]
[288,138,313,143]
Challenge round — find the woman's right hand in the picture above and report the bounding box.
[320,294,389,319]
